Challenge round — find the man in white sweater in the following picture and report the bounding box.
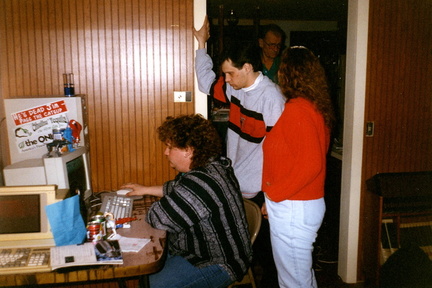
[193,16,285,200]
[194,17,285,287]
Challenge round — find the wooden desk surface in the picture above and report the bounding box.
[0,195,166,287]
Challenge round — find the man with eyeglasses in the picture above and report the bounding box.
[258,24,286,84]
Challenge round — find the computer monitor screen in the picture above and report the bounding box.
[0,185,59,247]
[66,154,87,196]
[44,147,92,199]
[0,194,40,234]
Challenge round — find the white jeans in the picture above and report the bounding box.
[265,197,325,288]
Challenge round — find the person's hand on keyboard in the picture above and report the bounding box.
[119,183,164,198]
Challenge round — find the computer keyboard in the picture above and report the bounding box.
[99,195,133,220]
[0,247,50,274]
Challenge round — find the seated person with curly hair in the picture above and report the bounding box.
[122,114,252,288]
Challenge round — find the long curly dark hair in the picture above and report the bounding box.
[157,114,222,169]
[278,46,335,129]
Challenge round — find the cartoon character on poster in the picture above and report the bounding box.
[10,100,70,154]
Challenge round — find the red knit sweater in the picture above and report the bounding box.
[262,97,330,202]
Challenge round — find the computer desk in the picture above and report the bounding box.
[0,196,166,288]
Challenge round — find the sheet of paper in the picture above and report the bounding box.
[118,236,151,252]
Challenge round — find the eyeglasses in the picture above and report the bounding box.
[263,40,282,49]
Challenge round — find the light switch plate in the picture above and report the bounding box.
[174,91,192,102]
[366,121,374,137]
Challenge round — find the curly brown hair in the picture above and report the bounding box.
[278,46,335,129]
[157,114,222,169]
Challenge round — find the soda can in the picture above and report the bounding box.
[87,221,102,242]
[90,215,107,237]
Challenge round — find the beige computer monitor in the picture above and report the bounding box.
[0,185,63,248]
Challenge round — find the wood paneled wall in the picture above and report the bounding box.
[359,0,432,279]
[363,0,432,175]
[0,0,195,192]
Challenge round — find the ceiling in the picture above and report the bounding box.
[207,0,348,22]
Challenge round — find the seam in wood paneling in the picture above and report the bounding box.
[0,0,195,192]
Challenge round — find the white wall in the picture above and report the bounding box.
[0,70,4,186]
[194,2,208,118]
[338,0,368,283]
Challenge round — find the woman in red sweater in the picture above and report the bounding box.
[262,46,335,288]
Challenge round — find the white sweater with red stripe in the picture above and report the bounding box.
[195,48,285,198]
